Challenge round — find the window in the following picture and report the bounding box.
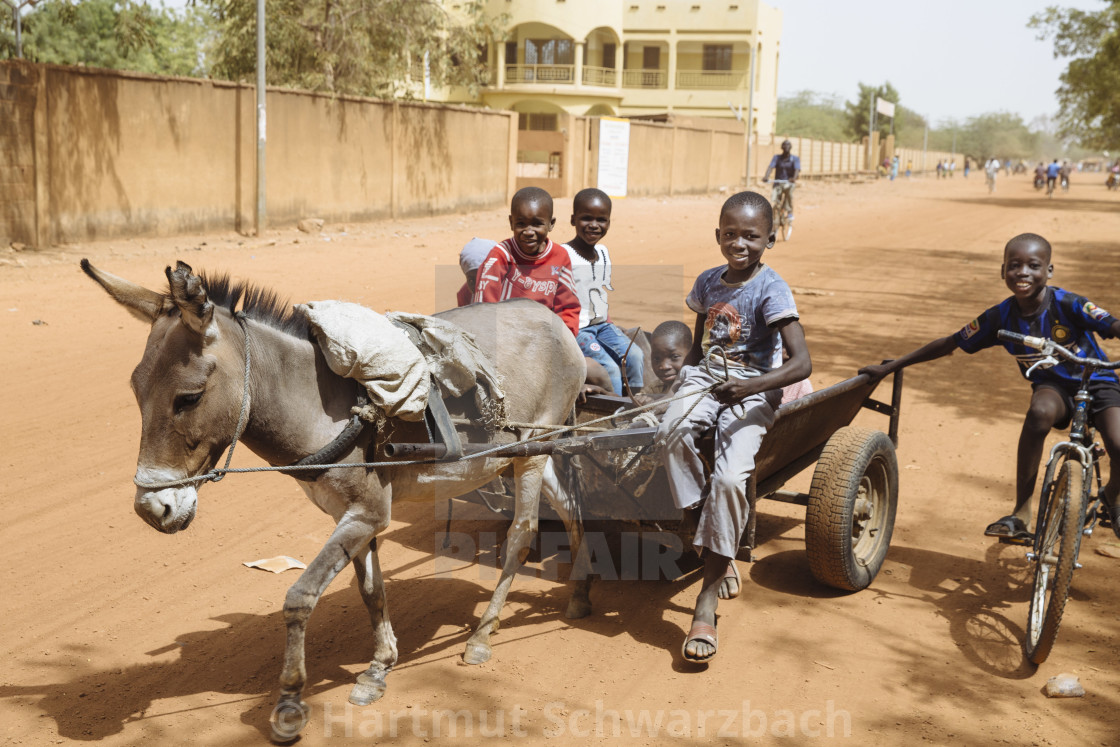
[602,43,616,69]
[518,112,559,131]
[505,41,517,64]
[642,46,661,70]
[702,44,732,71]
[526,38,574,65]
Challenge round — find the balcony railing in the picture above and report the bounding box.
[675,70,746,90]
[622,69,667,89]
[581,66,617,86]
[505,64,574,84]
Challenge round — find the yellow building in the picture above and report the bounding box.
[439,0,782,138]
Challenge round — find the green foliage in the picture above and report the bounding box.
[845,81,901,141]
[776,90,852,141]
[198,0,504,99]
[3,1,212,76]
[953,112,1038,161]
[1030,1,1120,150]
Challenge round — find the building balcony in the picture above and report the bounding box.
[622,69,667,89]
[500,64,621,88]
[581,66,617,86]
[505,64,575,84]
[675,70,746,90]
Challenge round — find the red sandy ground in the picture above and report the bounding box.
[2,173,1119,746]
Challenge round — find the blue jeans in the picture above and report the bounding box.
[577,323,644,394]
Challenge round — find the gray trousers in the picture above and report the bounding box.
[657,365,779,559]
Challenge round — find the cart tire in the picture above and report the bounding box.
[806,426,898,591]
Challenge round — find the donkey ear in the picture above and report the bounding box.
[166,261,215,337]
[81,259,170,323]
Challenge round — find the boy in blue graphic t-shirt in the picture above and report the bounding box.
[658,190,811,664]
[861,233,1120,543]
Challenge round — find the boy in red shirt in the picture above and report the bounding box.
[473,187,580,337]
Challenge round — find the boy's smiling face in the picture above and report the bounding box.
[1001,238,1052,306]
[509,198,555,256]
[716,203,774,283]
[571,195,611,247]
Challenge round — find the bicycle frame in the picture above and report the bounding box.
[997,329,1118,662]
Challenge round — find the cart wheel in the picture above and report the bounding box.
[806,426,898,591]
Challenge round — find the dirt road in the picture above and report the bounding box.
[3,174,1119,745]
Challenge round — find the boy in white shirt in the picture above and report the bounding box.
[562,188,644,395]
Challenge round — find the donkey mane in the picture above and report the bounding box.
[172,271,310,338]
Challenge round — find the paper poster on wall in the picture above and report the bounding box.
[597,117,630,198]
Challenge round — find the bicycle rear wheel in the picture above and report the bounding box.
[1024,459,1086,664]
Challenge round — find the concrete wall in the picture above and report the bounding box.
[572,115,745,197]
[1,61,516,247]
[0,62,45,247]
[747,132,961,181]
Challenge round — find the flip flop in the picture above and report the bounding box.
[984,515,1033,544]
[682,620,718,664]
[718,560,741,600]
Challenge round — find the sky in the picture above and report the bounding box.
[771,0,1107,126]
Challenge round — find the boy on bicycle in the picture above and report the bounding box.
[762,140,801,222]
[860,233,1120,541]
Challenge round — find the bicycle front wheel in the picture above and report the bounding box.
[780,210,793,241]
[1024,459,1086,664]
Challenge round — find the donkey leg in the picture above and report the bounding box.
[463,455,544,665]
[540,457,593,619]
[271,511,381,743]
[348,538,398,706]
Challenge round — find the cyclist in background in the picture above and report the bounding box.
[762,139,801,223]
[1046,159,1061,195]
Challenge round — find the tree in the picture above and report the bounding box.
[198,0,505,99]
[954,112,1038,162]
[845,81,902,142]
[1029,1,1120,150]
[5,1,212,76]
[775,90,851,141]
[1,0,38,58]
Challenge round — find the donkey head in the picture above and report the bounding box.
[82,260,247,533]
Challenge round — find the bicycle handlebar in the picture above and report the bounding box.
[997,329,1120,371]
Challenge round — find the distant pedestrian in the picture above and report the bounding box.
[906,159,912,178]
[936,160,944,179]
[964,157,971,178]
[890,155,899,181]
[949,160,956,178]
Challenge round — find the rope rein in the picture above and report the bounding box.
[133,322,738,491]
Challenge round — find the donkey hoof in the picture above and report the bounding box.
[462,641,493,665]
[270,698,310,743]
[349,670,388,706]
[565,595,592,620]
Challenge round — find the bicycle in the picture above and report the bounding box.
[996,329,1120,664]
[769,179,794,241]
[1046,178,1056,199]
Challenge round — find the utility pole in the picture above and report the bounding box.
[868,94,875,169]
[3,0,23,58]
[744,42,756,185]
[922,114,929,172]
[256,0,266,235]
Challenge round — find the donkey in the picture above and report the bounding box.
[82,260,592,742]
